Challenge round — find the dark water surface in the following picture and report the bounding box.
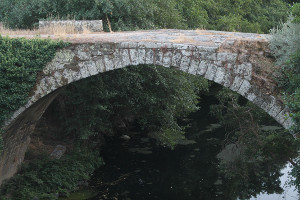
[63,96,299,200]
[66,124,297,200]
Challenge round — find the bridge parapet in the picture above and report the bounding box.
[39,20,103,32]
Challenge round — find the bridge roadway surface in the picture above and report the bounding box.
[9,29,269,44]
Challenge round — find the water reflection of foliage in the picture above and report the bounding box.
[210,88,300,199]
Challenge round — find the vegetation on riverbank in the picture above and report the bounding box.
[0,150,103,200]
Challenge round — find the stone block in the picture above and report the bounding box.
[233,63,252,80]
[222,71,233,88]
[188,59,200,75]
[171,50,182,67]
[230,76,244,91]
[180,50,192,72]
[246,92,257,102]
[216,53,237,62]
[95,58,105,72]
[162,50,173,68]
[197,60,208,76]
[50,145,67,159]
[275,107,290,125]
[282,117,294,129]
[268,103,284,118]
[86,61,99,76]
[238,79,251,96]
[145,49,155,65]
[79,63,91,78]
[120,42,138,49]
[120,49,131,66]
[39,20,103,32]
[138,42,160,49]
[205,64,217,80]
[62,69,75,84]
[196,46,218,52]
[103,55,115,71]
[155,49,164,66]
[214,67,226,84]
[43,62,65,75]
[200,52,217,61]
[138,49,146,64]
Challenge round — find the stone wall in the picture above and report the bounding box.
[39,20,103,32]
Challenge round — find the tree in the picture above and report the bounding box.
[50,65,209,148]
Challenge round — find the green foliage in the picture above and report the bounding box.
[149,128,185,149]
[270,16,300,67]
[0,0,185,30]
[291,3,300,23]
[0,0,289,33]
[0,36,68,152]
[0,150,104,200]
[52,65,209,148]
[270,7,300,132]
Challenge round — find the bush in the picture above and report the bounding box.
[0,150,104,200]
[0,0,289,33]
[270,5,300,132]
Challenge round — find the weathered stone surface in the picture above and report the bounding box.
[214,67,226,84]
[50,145,67,159]
[238,80,251,96]
[205,64,217,80]
[39,20,103,32]
[1,29,293,186]
[230,77,244,91]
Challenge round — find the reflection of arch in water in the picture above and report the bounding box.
[0,30,293,185]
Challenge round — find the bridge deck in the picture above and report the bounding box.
[6,29,269,46]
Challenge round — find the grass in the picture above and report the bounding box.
[171,33,198,44]
[0,23,94,36]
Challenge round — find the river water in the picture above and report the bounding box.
[62,96,299,200]
[63,124,298,200]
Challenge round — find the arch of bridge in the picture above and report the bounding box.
[0,30,294,185]
[6,31,293,130]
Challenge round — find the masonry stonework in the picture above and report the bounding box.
[39,20,103,32]
[0,30,294,185]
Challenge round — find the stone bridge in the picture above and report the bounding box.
[0,29,293,185]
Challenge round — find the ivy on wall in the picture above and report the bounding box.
[0,36,68,150]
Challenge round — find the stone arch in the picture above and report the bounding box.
[0,39,293,185]
[5,41,293,130]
